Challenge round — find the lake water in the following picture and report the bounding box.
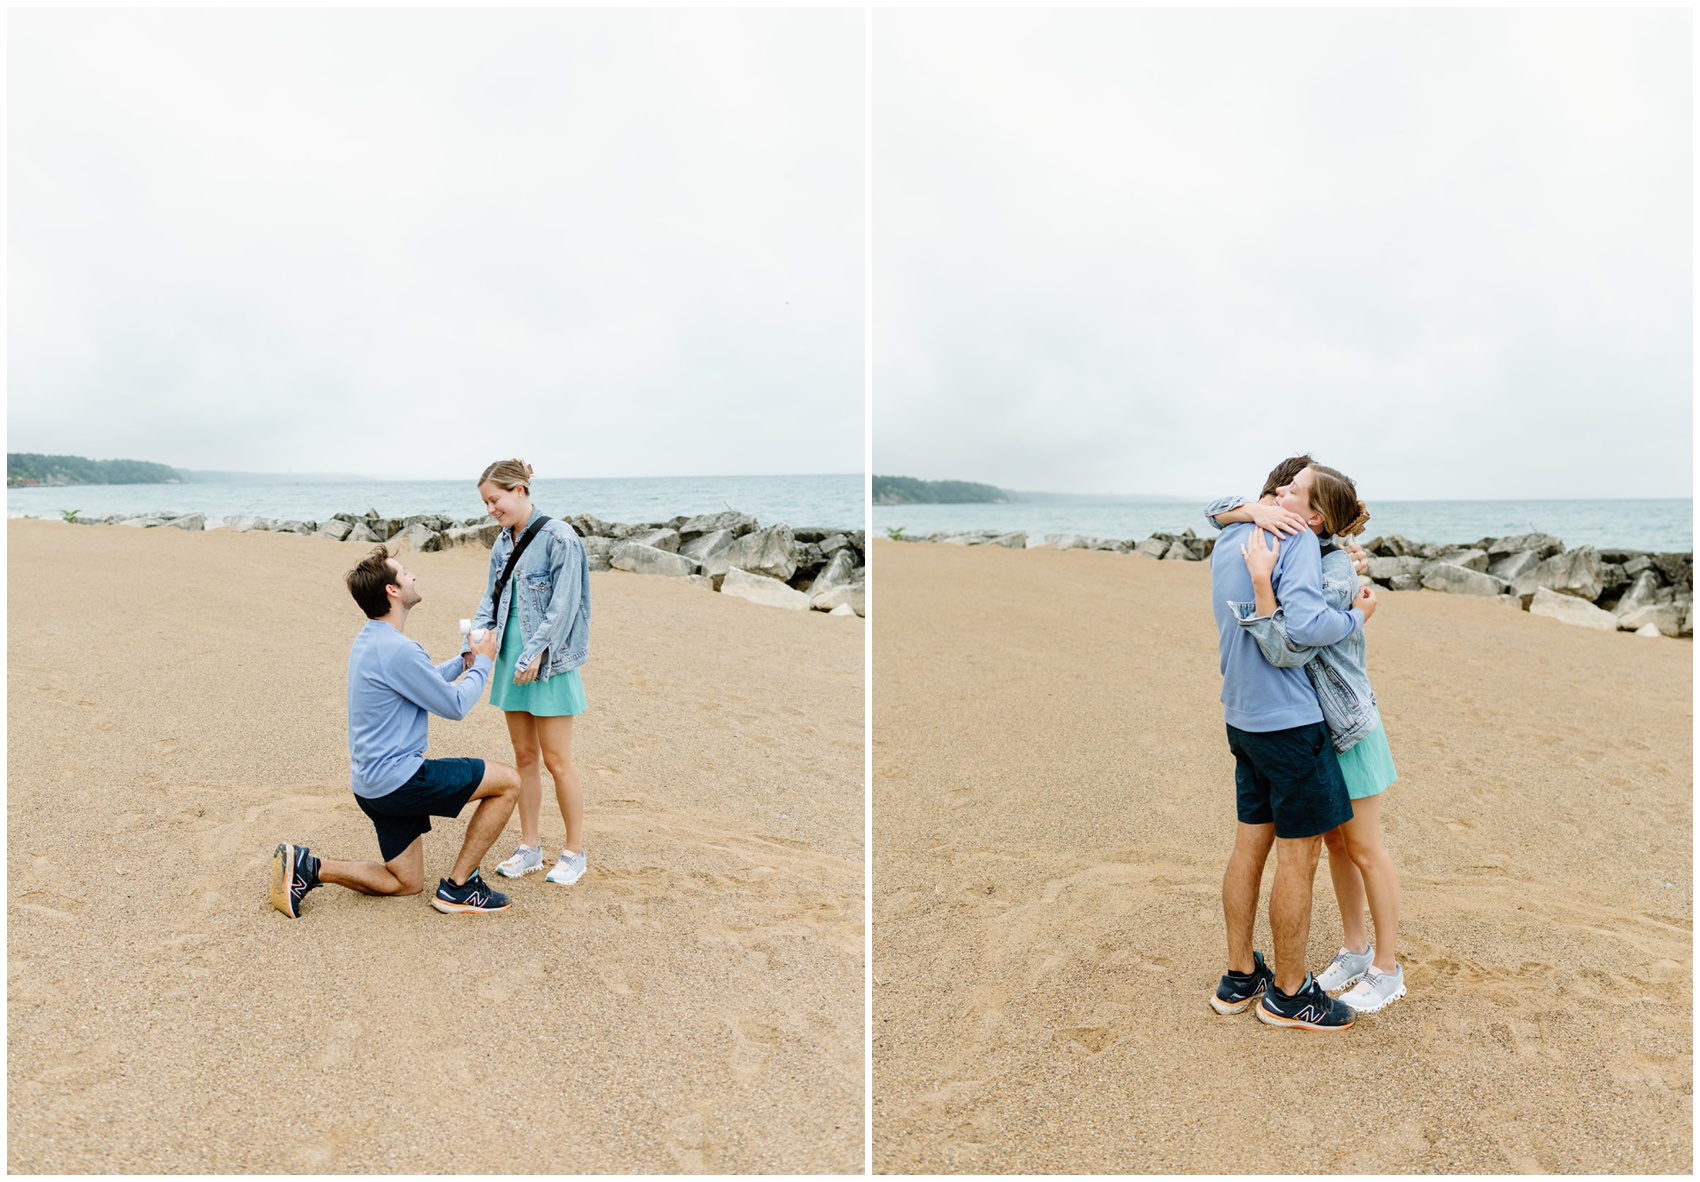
[9,473,865,532]
[872,498,1694,554]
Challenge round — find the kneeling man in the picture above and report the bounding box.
[271,546,521,918]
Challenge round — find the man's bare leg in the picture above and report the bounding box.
[1269,833,1323,995]
[449,761,521,885]
[319,837,426,896]
[1222,821,1275,974]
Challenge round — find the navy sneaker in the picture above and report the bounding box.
[271,842,321,919]
[1209,950,1275,1015]
[1256,971,1356,1032]
[431,868,510,914]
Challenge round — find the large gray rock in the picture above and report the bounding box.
[816,533,852,559]
[1161,541,1198,561]
[623,528,681,553]
[721,524,797,581]
[1133,538,1169,560]
[1433,548,1489,573]
[1513,545,1605,604]
[1044,534,1088,550]
[721,566,811,610]
[403,513,454,532]
[565,513,613,539]
[680,529,737,572]
[165,513,205,531]
[1486,533,1564,561]
[118,515,166,528]
[224,515,272,532]
[392,522,441,552]
[986,531,1027,549]
[582,536,615,572]
[1377,534,1434,559]
[345,521,382,545]
[1613,570,1663,616]
[1617,602,1686,636]
[1421,562,1510,597]
[811,580,866,617]
[808,550,859,597]
[679,510,758,540]
[610,541,695,578]
[441,522,502,550]
[1487,550,1543,583]
[318,518,354,541]
[1367,556,1426,582]
[1388,574,1425,592]
[1529,586,1616,631]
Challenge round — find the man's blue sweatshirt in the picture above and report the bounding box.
[1210,522,1362,732]
[347,620,493,798]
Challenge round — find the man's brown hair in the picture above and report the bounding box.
[1308,463,1371,538]
[1259,453,1314,499]
[346,545,399,619]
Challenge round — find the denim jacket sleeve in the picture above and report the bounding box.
[517,526,586,673]
[1229,601,1317,668]
[1204,495,1249,531]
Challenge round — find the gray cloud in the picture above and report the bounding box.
[874,9,1691,500]
[11,9,864,479]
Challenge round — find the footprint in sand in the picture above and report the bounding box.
[1054,1025,1118,1053]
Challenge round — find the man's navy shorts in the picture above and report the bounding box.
[1225,722,1352,839]
[355,757,486,862]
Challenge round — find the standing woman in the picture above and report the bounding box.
[470,459,592,886]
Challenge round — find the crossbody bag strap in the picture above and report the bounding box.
[492,514,552,610]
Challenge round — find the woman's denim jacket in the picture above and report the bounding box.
[472,513,591,679]
[1206,496,1378,753]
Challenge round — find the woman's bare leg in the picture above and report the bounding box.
[1323,825,1371,953]
[504,711,544,849]
[1340,793,1400,970]
[535,714,583,855]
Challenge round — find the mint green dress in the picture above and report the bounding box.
[489,593,587,716]
[1336,707,1396,800]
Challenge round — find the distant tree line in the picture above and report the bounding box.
[873,475,1008,505]
[7,453,182,486]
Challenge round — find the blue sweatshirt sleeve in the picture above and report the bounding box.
[1271,537,1362,647]
[1204,495,1249,531]
[384,642,492,721]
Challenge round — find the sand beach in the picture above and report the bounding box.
[7,518,865,1173]
[872,538,1691,1173]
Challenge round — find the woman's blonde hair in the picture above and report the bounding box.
[479,458,533,494]
[1308,463,1370,538]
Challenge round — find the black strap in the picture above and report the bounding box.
[493,514,551,610]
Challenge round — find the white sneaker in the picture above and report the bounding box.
[1340,964,1406,1013]
[1315,945,1374,992]
[494,844,543,878]
[545,849,587,886]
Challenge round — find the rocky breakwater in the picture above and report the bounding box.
[891,526,1693,638]
[1356,531,1692,638]
[72,506,866,617]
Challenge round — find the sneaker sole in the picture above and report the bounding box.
[270,843,299,919]
[1208,987,1262,1015]
[1342,982,1407,1014]
[1255,999,1354,1032]
[1317,970,1367,993]
[494,861,543,878]
[544,868,586,886]
[430,896,511,914]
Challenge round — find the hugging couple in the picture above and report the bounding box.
[1206,454,1405,1032]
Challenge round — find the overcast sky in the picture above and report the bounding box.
[874,9,1692,501]
[10,9,863,480]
